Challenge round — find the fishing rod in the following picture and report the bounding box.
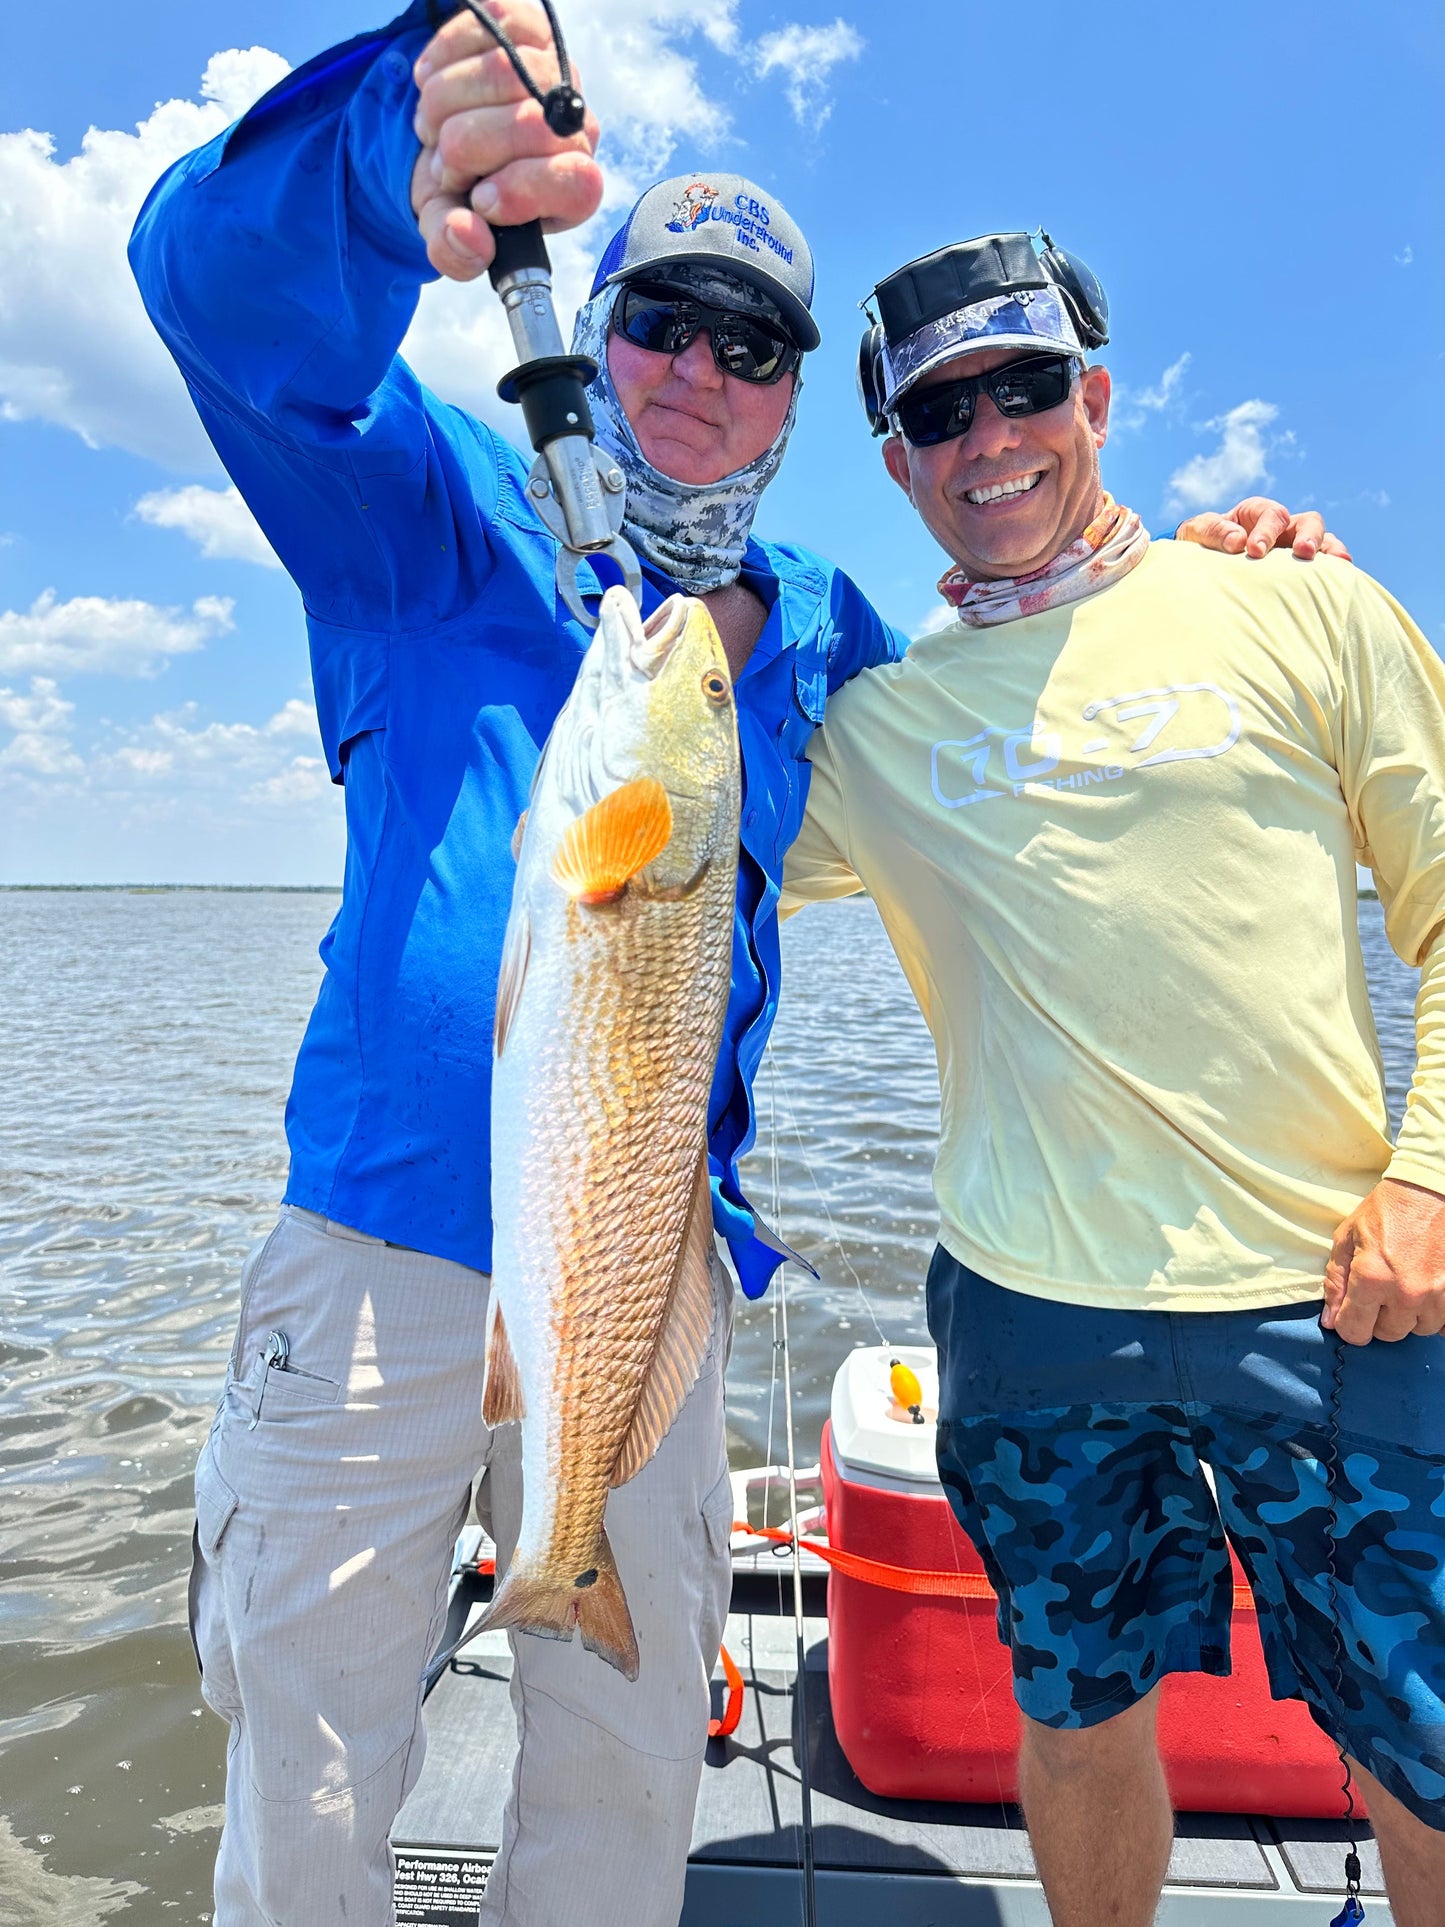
[778,1256,819,1927]
[1323,1331,1365,1927]
[452,0,642,627]
[766,1056,819,1927]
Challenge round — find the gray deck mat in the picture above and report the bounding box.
[397,1651,514,1849]
[1270,1822,1386,1896]
[398,1622,1277,1890]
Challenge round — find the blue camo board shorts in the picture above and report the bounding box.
[926,1249,1445,1828]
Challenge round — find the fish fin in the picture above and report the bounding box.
[611,1152,715,1488]
[481,1568,574,1647]
[511,810,528,861]
[575,1529,640,1679]
[482,1531,639,1681]
[482,1302,525,1426]
[551,776,673,907]
[494,910,530,1060]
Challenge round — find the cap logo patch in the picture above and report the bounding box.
[658,182,794,267]
[665,182,722,233]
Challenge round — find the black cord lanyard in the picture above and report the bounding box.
[1324,1330,1366,1926]
[420,0,641,623]
[431,0,586,136]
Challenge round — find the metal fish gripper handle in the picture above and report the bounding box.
[454,0,640,626]
[489,220,642,628]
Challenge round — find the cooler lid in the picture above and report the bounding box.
[829,1344,941,1484]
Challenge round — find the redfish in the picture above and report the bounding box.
[482,588,740,1679]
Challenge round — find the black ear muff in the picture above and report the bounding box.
[1038,233,1110,350]
[856,321,890,437]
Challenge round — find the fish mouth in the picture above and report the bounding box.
[630,594,689,677]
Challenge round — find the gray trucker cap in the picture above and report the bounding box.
[589,172,820,351]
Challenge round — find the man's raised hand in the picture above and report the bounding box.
[1323,1178,1445,1344]
[410,1,602,283]
[1176,497,1353,562]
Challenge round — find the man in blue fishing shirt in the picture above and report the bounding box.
[129,3,1331,1921]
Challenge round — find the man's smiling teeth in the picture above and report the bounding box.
[965,472,1043,506]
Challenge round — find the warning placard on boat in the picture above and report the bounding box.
[393,1848,491,1924]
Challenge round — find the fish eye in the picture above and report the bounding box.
[701,671,729,704]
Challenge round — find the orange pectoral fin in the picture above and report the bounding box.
[551,777,673,907]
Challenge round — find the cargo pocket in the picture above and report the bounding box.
[699,1465,737,1670]
[701,1465,736,1561]
[188,1447,241,1706]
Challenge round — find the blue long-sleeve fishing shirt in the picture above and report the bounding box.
[129,3,907,1297]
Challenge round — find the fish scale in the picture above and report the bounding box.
[485,589,741,1678]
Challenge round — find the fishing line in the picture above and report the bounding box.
[1323,1329,1365,1927]
[769,1051,890,1349]
[769,1053,819,1927]
[767,1050,1017,1834]
[763,1060,783,1541]
[778,1247,820,1927]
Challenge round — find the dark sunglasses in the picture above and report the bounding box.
[611,282,802,386]
[894,352,1079,448]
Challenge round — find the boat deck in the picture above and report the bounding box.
[395,1584,1391,1926]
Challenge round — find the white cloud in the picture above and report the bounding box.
[916,601,956,637]
[0,50,291,468]
[1397,244,1414,267]
[0,589,233,678]
[0,688,324,794]
[248,756,332,805]
[133,484,281,568]
[0,692,342,882]
[1165,399,1279,515]
[86,697,329,805]
[749,21,864,127]
[0,678,82,775]
[1112,352,1191,432]
[1,10,863,460]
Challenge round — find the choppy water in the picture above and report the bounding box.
[0,888,1419,1920]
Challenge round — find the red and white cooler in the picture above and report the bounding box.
[821,1344,1361,1817]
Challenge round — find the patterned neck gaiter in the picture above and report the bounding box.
[936,495,1151,628]
[570,277,801,594]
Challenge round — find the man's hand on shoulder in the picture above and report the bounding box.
[410,1,602,282]
[1323,1177,1445,1344]
[1176,497,1353,563]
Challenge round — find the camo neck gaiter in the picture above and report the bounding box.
[570,278,801,594]
[936,495,1151,628]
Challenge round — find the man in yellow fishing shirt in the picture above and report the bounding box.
[782,234,1445,1927]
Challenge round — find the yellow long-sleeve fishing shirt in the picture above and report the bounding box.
[781,540,1445,1311]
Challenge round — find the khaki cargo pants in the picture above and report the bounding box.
[189,1206,735,1927]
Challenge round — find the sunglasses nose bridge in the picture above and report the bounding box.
[673,326,726,385]
[957,381,1029,455]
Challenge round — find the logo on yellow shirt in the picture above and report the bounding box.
[931,681,1240,811]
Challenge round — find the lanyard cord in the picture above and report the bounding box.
[1323,1329,1365,1925]
[443,0,587,137]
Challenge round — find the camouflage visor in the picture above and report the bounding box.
[880,286,1084,414]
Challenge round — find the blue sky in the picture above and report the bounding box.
[1,0,1440,884]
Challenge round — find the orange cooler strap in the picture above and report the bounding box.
[733,1522,1254,1612]
[708,1641,745,1737]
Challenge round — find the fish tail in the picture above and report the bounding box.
[483,1530,639,1682]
